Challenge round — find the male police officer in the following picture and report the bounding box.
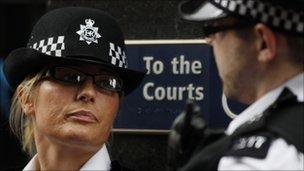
[168,0,303,170]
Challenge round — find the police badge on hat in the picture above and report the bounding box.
[4,7,146,95]
[76,18,101,45]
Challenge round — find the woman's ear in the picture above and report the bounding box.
[18,87,35,116]
[254,23,277,63]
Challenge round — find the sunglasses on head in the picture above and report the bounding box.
[43,66,123,92]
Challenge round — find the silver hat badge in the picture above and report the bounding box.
[76,19,101,45]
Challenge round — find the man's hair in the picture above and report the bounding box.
[233,21,303,65]
[285,36,304,64]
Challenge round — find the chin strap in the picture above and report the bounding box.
[222,93,238,119]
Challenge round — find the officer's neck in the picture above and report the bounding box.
[249,63,302,104]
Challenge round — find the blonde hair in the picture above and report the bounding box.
[9,71,44,156]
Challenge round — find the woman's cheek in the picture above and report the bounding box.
[34,82,72,125]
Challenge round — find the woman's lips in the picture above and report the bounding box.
[67,110,97,123]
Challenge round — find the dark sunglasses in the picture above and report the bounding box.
[202,22,255,38]
[43,66,123,92]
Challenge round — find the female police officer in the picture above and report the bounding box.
[169,0,303,170]
[3,7,145,170]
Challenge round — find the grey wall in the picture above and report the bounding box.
[108,132,168,170]
[48,0,204,39]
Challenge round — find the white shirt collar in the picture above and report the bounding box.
[80,145,111,170]
[226,73,304,135]
[23,145,111,170]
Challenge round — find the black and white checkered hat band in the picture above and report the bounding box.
[29,36,65,57]
[109,42,127,69]
[212,0,304,34]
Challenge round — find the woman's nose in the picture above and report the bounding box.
[76,77,96,103]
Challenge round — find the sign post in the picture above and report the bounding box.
[113,40,235,133]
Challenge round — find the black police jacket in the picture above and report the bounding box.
[180,88,304,171]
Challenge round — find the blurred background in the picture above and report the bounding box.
[0,0,246,170]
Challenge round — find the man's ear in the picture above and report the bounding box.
[254,23,277,63]
[18,87,35,116]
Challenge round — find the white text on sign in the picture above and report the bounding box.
[142,55,205,101]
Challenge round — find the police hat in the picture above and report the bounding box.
[179,0,304,36]
[4,7,146,95]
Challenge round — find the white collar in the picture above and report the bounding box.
[23,145,111,170]
[226,73,304,135]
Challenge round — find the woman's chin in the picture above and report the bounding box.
[50,126,106,149]
[58,134,103,151]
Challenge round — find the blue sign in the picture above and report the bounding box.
[114,40,246,131]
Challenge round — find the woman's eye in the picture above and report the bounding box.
[97,79,109,87]
[63,73,82,82]
[109,79,118,88]
[95,78,116,90]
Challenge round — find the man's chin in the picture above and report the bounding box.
[223,87,239,102]
[223,87,253,105]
